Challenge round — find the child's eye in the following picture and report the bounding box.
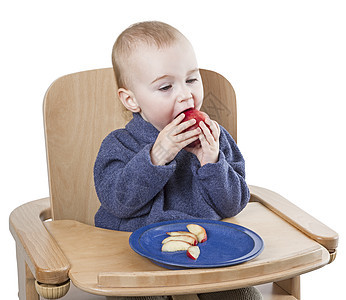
[186,78,198,84]
[159,85,172,91]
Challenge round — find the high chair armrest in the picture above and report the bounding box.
[249,185,338,253]
[9,198,70,284]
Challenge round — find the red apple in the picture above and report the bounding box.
[179,108,211,147]
[186,224,207,243]
[186,246,200,260]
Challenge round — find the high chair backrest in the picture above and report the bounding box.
[44,68,237,225]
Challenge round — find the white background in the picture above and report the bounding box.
[1,1,345,299]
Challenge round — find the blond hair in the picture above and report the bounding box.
[112,21,185,89]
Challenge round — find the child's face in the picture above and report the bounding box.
[126,38,204,131]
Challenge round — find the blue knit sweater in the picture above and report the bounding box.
[94,113,250,232]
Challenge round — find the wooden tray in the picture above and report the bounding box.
[44,202,330,297]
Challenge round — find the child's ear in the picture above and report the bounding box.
[118,88,141,113]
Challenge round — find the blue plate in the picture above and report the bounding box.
[129,219,264,269]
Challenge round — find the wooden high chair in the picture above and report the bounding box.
[9,68,338,300]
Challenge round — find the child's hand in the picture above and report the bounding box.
[186,117,220,166]
[150,113,201,165]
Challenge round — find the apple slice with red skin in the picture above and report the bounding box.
[161,240,191,252]
[166,231,198,244]
[179,108,211,147]
[161,235,197,246]
[187,246,200,260]
[186,224,207,243]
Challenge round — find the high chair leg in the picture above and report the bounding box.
[16,244,39,300]
[275,276,300,300]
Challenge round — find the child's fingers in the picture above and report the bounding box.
[205,118,220,140]
[175,118,196,133]
[175,127,201,142]
[198,130,211,150]
[171,113,185,126]
[199,121,215,143]
[181,134,200,148]
[210,120,220,140]
[164,114,192,136]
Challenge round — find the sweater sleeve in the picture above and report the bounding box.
[94,131,176,219]
[194,127,250,218]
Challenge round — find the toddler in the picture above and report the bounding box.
[94,21,250,232]
[94,20,262,300]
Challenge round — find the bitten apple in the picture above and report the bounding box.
[187,246,200,260]
[179,108,211,147]
[186,224,207,243]
[161,240,191,252]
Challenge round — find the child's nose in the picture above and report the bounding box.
[176,85,192,103]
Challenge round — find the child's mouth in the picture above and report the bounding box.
[175,107,195,119]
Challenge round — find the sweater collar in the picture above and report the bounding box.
[126,113,160,144]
